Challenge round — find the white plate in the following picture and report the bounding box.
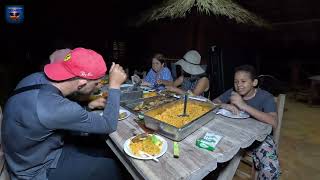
[96,108,131,120]
[140,86,154,91]
[216,108,250,119]
[123,134,168,160]
[121,84,134,88]
[118,108,131,120]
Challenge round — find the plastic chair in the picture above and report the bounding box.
[236,94,286,179]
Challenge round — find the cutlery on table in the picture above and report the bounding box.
[139,151,159,162]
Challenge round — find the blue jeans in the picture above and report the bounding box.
[47,144,124,180]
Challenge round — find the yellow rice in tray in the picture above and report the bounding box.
[153,103,212,128]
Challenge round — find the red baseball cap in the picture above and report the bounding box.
[44,48,107,81]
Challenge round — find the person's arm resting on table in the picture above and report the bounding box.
[230,92,277,129]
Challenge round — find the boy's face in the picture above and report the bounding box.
[234,71,257,96]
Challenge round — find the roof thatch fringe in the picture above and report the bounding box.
[137,0,270,28]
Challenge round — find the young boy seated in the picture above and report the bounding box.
[213,65,281,179]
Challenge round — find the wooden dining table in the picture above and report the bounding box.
[106,109,272,180]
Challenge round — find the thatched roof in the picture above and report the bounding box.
[137,0,270,27]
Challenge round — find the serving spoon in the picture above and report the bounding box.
[178,94,189,117]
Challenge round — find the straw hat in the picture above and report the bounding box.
[175,50,205,75]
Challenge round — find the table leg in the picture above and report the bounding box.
[217,149,244,180]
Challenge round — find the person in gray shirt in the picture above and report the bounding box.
[2,48,127,180]
[213,65,280,179]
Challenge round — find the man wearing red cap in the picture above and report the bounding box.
[15,48,106,110]
[2,48,127,180]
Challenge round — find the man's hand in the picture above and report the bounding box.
[230,91,247,110]
[109,62,127,89]
[88,97,106,110]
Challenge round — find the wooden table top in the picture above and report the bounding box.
[108,109,272,180]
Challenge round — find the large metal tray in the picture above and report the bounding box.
[121,95,177,115]
[143,99,218,141]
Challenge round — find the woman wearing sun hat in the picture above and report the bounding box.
[166,50,209,97]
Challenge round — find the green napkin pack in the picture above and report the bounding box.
[196,132,222,152]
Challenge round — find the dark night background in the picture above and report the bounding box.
[1,0,320,105]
